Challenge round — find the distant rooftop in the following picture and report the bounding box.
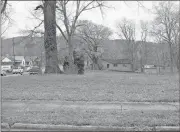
[102,58,132,64]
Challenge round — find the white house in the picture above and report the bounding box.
[1,57,13,71]
[101,58,133,72]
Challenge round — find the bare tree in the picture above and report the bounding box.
[35,1,61,73]
[55,1,108,72]
[76,20,112,70]
[178,1,180,71]
[43,1,60,73]
[151,1,178,73]
[116,18,136,71]
[1,0,13,36]
[1,0,7,14]
[139,20,148,72]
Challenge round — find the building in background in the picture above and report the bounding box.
[1,56,13,72]
[101,58,133,72]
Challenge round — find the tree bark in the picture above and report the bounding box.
[178,1,180,71]
[68,36,76,73]
[43,1,61,74]
[92,57,100,70]
[169,42,174,73]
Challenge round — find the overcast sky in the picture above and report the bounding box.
[2,1,158,41]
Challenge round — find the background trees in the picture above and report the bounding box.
[151,1,179,73]
[76,20,112,70]
[139,20,149,72]
[1,1,180,74]
[116,18,136,71]
[55,1,107,72]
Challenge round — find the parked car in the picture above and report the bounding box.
[1,70,6,76]
[12,67,23,75]
[26,66,31,72]
[29,66,40,75]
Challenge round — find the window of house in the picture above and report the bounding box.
[114,64,118,67]
[107,64,109,68]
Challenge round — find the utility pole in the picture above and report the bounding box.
[12,37,15,66]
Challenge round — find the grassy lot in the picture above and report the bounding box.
[2,70,179,102]
[2,71,179,127]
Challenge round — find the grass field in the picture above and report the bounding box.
[2,71,179,102]
[2,105,179,127]
[2,71,179,127]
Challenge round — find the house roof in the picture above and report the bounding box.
[102,58,132,64]
[25,56,38,62]
[15,56,25,61]
[1,57,12,62]
[8,56,25,62]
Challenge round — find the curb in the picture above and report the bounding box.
[8,123,180,131]
[3,100,179,105]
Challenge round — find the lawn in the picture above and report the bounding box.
[2,104,179,127]
[2,71,179,128]
[2,71,179,102]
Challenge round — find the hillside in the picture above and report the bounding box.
[1,36,169,65]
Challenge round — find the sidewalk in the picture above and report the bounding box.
[2,100,179,131]
[2,100,179,111]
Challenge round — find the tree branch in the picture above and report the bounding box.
[56,23,68,43]
[1,0,7,14]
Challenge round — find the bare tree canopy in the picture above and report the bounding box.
[76,20,112,70]
[55,0,108,72]
[151,1,179,73]
[116,18,136,71]
[139,20,149,72]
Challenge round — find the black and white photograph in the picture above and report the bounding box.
[1,1,180,131]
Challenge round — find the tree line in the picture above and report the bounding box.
[1,1,179,74]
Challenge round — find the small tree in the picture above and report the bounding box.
[116,18,136,71]
[139,20,149,72]
[76,20,112,70]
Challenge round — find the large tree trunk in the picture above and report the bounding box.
[68,36,76,73]
[92,57,102,70]
[179,1,180,71]
[169,42,174,73]
[140,54,143,73]
[43,1,61,74]
[144,42,147,65]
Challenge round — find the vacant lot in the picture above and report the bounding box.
[2,71,179,127]
[2,71,179,102]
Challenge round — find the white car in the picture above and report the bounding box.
[12,67,23,75]
[1,70,6,76]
